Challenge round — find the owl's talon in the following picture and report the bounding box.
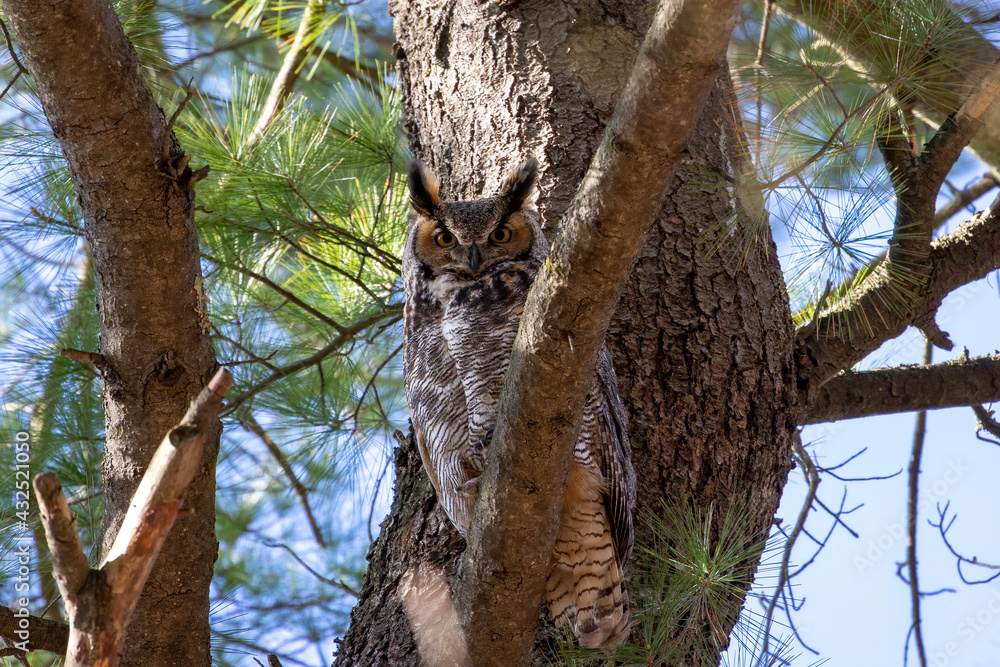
[473,427,494,454]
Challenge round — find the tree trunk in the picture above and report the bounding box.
[336,1,796,664]
[0,1,220,664]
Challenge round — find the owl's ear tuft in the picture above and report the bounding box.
[499,158,539,214]
[408,160,441,216]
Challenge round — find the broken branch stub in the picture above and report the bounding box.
[31,367,232,667]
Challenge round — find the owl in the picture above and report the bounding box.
[402,157,636,648]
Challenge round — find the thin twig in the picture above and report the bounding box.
[220,308,403,417]
[284,178,402,273]
[279,234,387,306]
[0,69,21,102]
[762,433,820,657]
[760,69,914,190]
[240,412,327,548]
[261,541,359,596]
[203,253,344,332]
[0,18,27,74]
[904,340,932,667]
[971,405,1000,444]
[930,502,1000,585]
[934,175,998,228]
[350,343,403,432]
[367,453,392,543]
[174,35,266,70]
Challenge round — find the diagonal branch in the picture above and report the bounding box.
[220,307,402,417]
[0,607,68,655]
[239,412,327,548]
[902,341,932,667]
[451,0,742,663]
[803,353,1000,424]
[776,0,1000,171]
[249,0,327,142]
[797,199,1000,395]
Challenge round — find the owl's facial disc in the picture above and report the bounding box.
[412,206,537,278]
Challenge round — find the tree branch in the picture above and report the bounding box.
[903,341,932,667]
[220,306,402,417]
[803,353,1000,424]
[0,607,68,655]
[776,0,1000,171]
[452,0,741,663]
[0,0,223,661]
[249,0,326,142]
[797,199,1000,395]
[32,368,231,667]
[239,412,327,548]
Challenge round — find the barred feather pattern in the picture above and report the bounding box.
[402,161,636,649]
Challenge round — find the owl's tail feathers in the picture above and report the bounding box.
[545,502,631,648]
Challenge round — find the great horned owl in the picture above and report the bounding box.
[402,157,636,648]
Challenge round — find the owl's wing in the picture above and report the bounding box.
[594,349,636,564]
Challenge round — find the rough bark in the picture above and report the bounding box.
[0,1,219,665]
[0,606,69,655]
[337,0,797,663]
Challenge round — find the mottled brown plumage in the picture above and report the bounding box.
[402,158,636,648]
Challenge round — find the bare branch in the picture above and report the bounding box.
[762,434,820,657]
[930,502,1000,585]
[32,368,231,667]
[261,541,359,597]
[60,348,110,374]
[935,174,998,227]
[903,341,932,667]
[0,17,27,74]
[32,474,91,608]
[972,405,1000,445]
[803,353,1000,424]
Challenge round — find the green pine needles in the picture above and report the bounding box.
[538,501,780,667]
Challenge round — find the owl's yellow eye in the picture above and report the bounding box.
[435,231,456,247]
[490,227,512,243]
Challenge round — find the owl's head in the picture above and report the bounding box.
[405,158,547,278]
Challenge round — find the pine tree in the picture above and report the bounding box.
[1,0,998,666]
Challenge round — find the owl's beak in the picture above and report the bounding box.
[466,246,481,274]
